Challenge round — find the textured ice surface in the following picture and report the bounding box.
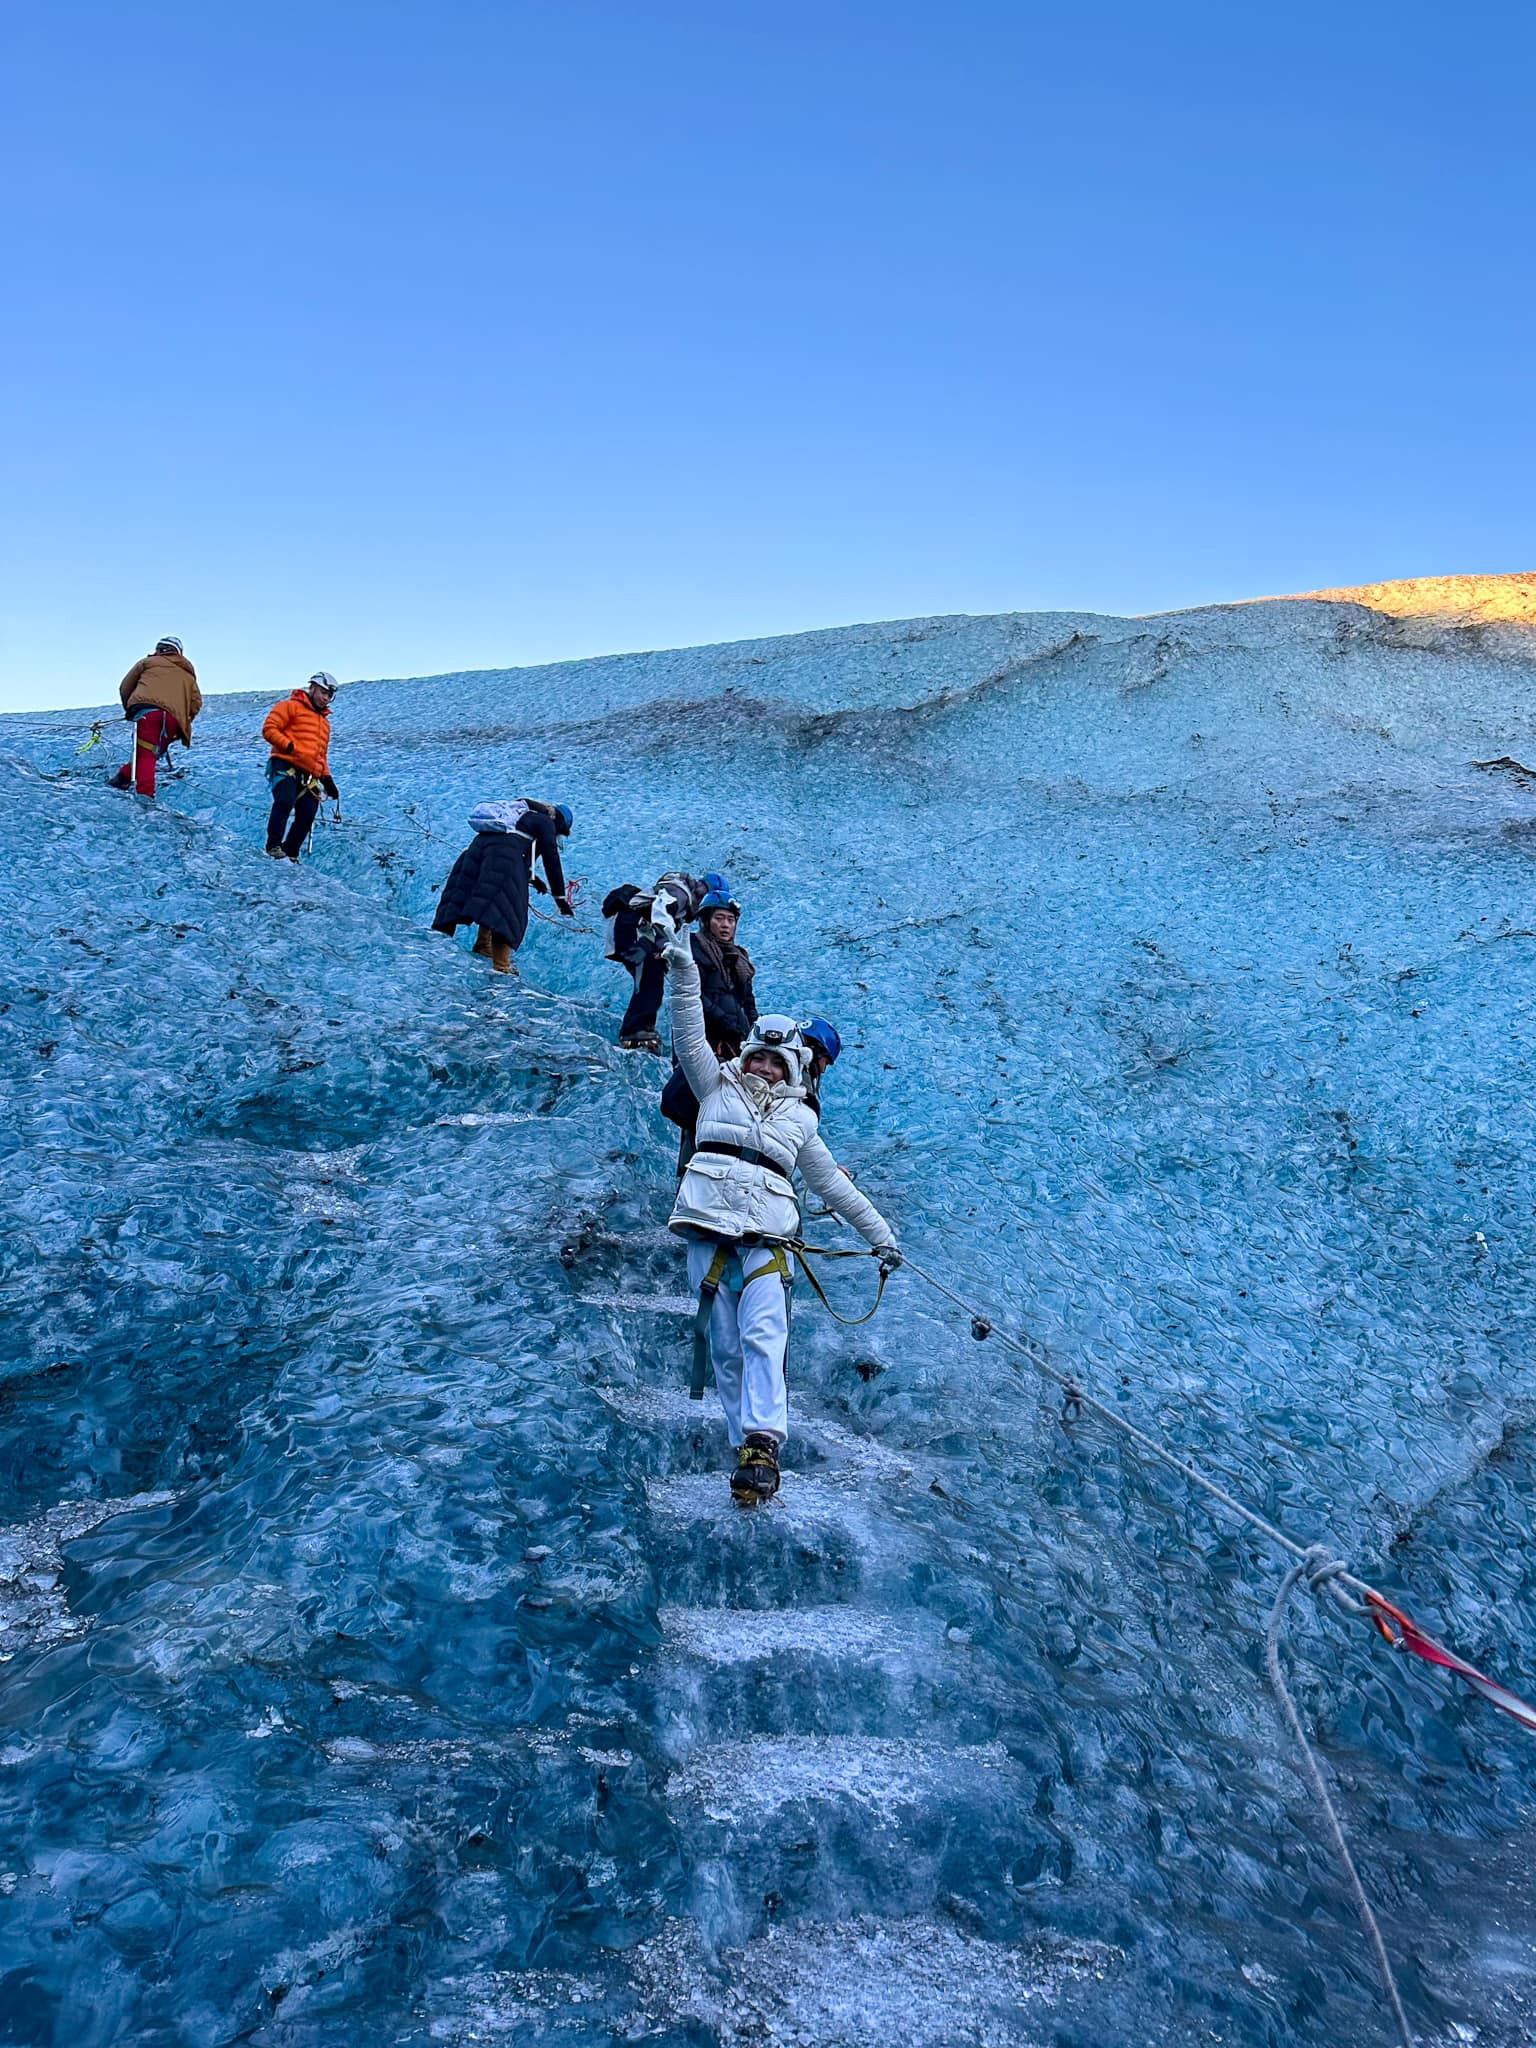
[420,1913,1119,2046]
[2,598,1535,2044]
[0,1491,175,1660]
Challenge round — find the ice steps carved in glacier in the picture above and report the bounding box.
[667,1730,1048,1942]
[659,1602,943,1667]
[649,1602,971,1747]
[645,1912,1119,2048]
[669,1733,1013,1820]
[605,1381,919,1482]
[645,1469,879,1523]
[421,1912,1119,2046]
[632,1378,1026,1949]
[641,1474,899,1614]
[577,1290,697,1315]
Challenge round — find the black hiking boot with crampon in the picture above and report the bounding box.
[730,1432,781,1507]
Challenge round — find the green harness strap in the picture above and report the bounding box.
[788,1240,889,1326]
[690,1242,733,1401]
[741,1244,791,1288]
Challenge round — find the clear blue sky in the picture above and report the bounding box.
[4,0,1532,711]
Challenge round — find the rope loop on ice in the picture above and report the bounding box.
[1297,1543,1369,1620]
[1265,1551,1414,2048]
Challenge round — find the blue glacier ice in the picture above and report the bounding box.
[1,598,1534,2046]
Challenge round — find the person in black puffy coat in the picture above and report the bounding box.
[659,893,758,1162]
[432,800,573,972]
[691,893,757,1051]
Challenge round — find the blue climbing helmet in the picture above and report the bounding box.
[699,871,729,898]
[697,890,742,918]
[801,1016,842,1066]
[552,803,573,836]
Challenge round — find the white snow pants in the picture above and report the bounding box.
[686,1238,791,1445]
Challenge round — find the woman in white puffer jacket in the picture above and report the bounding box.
[661,916,900,1504]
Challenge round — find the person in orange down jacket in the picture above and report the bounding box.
[262,672,340,860]
[110,636,203,797]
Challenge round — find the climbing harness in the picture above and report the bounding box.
[688,1241,794,1401]
[135,714,176,776]
[745,1244,793,1295]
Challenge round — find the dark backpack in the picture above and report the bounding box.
[659,1064,698,1132]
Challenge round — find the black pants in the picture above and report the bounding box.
[619,948,667,1037]
[266,774,321,858]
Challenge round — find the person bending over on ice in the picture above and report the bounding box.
[660,911,899,1505]
[432,799,574,973]
[603,870,728,1049]
[262,673,340,859]
[602,883,666,1050]
[111,636,202,797]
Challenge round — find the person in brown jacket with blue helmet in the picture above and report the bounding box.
[262,673,340,860]
[110,637,202,797]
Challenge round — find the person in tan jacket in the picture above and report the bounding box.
[110,637,202,797]
[262,673,340,859]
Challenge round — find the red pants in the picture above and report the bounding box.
[121,709,182,796]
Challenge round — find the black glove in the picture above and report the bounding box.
[555,895,576,918]
[531,876,549,895]
[321,775,339,800]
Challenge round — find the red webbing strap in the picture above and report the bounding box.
[1366,1592,1536,1734]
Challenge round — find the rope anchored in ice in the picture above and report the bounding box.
[778,1239,1535,2038]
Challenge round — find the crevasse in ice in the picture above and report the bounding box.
[0,599,1533,2046]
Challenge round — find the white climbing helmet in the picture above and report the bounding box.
[740,1014,808,1085]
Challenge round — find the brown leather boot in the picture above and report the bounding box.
[490,936,516,974]
[472,927,493,957]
